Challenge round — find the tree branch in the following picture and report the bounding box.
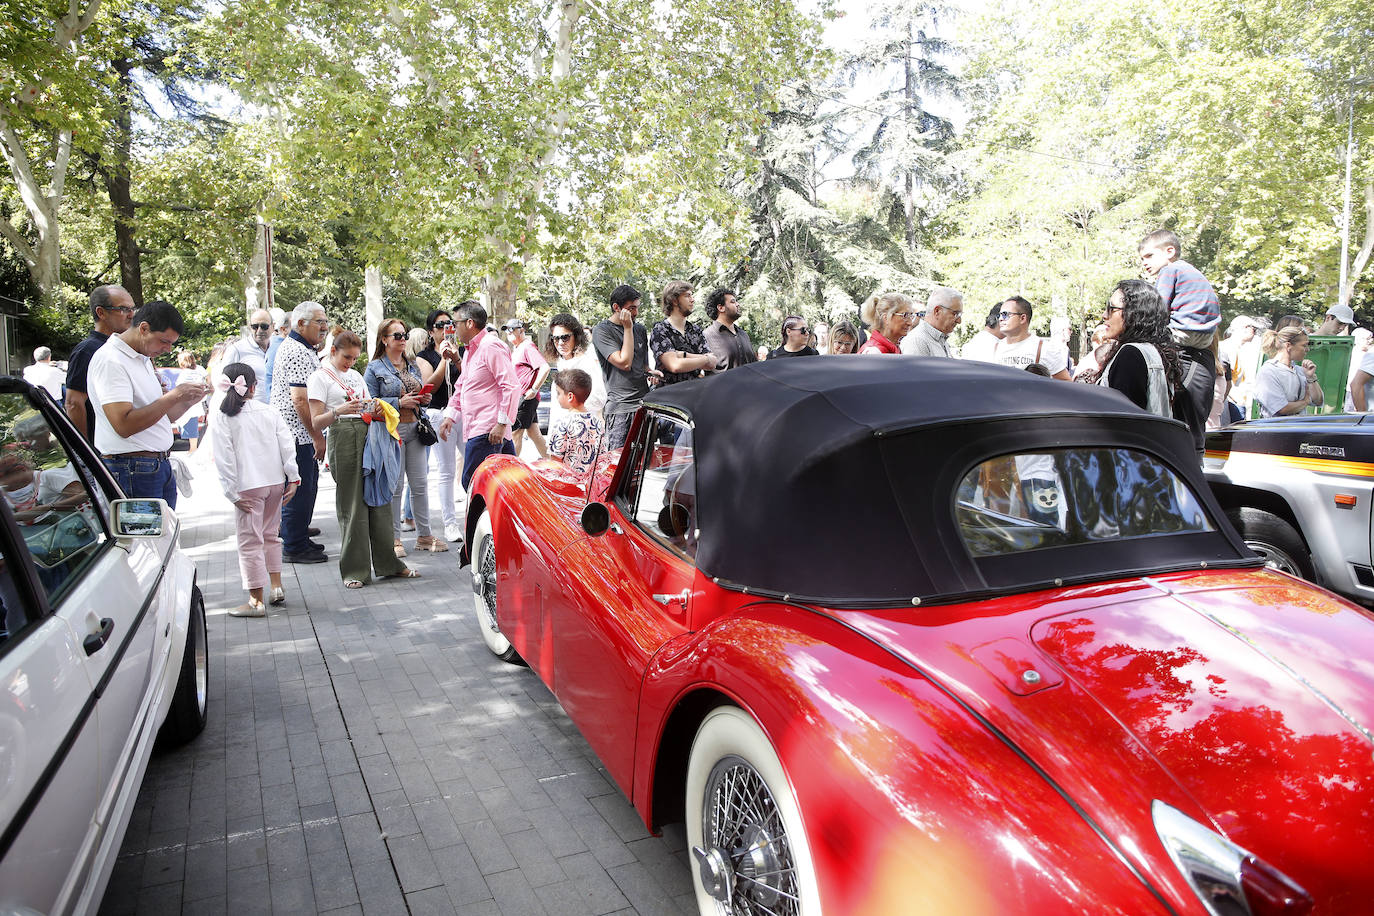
[50,128,72,201]
[0,216,37,268]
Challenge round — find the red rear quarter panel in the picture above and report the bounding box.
[638,602,1174,915]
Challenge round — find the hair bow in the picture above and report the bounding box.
[217,374,249,395]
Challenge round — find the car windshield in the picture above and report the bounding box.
[956,447,1213,557]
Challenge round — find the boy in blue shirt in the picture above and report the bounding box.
[1139,229,1220,426]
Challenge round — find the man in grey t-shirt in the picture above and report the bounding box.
[593,284,662,450]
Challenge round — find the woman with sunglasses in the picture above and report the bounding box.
[1080,280,1184,420]
[543,312,606,433]
[365,318,446,556]
[858,292,917,354]
[768,316,820,359]
[417,309,465,543]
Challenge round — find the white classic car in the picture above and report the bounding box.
[0,377,208,914]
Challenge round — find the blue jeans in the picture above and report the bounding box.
[461,435,516,492]
[280,441,319,554]
[103,455,177,508]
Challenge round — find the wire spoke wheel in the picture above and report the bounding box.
[687,707,817,916]
[471,513,519,662]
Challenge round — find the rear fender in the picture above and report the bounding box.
[637,604,1177,916]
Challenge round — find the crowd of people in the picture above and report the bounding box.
[31,226,1363,614]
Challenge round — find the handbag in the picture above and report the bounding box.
[415,411,438,446]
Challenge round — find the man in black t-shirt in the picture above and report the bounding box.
[65,285,136,441]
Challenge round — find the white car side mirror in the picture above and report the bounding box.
[112,498,168,538]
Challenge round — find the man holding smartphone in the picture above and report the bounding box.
[87,300,207,506]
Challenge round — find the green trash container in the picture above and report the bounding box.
[1250,335,1353,417]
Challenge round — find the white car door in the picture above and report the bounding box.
[0,386,160,914]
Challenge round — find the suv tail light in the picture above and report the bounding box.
[1152,801,1313,916]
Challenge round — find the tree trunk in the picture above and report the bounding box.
[244,219,269,311]
[484,265,520,327]
[1340,179,1373,309]
[365,265,383,351]
[104,56,143,305]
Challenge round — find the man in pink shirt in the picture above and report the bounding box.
[439,301,521,491]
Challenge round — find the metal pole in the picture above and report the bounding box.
[265,224,275,311]
[1339,93,1355,308]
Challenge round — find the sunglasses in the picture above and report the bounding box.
[249,322,272,331]
[550,333,573,343]
[1104,305,1124,315]
[433,320,453,329]
[999,310,1025,319]
[388,332,407,341]
[787,325,810,334]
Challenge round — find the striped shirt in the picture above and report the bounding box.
[1155,260,1220,335]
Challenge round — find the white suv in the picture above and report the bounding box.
[0,377,208,914]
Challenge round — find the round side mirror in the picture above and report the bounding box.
[580,502,610,536]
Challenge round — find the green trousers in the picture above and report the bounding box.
[328,419,406,582]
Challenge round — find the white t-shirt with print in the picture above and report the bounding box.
[307,365,366,413]
[992,335,1070,375]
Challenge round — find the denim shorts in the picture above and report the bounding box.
[102,455,177,508]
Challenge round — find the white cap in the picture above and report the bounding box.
[1327,303,1356,325]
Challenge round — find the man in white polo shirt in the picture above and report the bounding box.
[88,300,207,507]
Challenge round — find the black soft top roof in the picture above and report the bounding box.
[642,356,1255,607]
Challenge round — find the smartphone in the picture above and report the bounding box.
[418,383,434,396]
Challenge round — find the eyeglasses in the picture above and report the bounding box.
[894,311,919,320]
[103,305,134,314]
[550,333,572,343]
[1104,305,1124,316]
[388,332,407,341]
[999,310,1025,320]
[249,322,272,331]
[433,320,453,329]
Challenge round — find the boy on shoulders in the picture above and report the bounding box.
[1139,228,1221,420]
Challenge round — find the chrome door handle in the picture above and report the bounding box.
[652,589,689,606]
[608,522,623,535]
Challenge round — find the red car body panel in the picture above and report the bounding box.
[468,443,1374,914]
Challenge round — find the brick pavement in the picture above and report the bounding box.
[99,449,696,915]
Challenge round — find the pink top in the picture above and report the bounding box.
[443,329,519,440]
[513,338,549,394]
[859,330,900,355]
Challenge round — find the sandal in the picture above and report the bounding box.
[394,539,407,558]
[385,568,421,579]
[416,535,449,553]
[269,586,286,605]
[344,579,365,589]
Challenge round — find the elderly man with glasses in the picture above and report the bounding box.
[65,285,137,441]
[272,301,330,563]
[901,287,964,357]
[991,296,1071,380]
[220,309,276,404]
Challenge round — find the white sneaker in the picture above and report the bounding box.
[445,522,464,543]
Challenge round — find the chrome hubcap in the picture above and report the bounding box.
[700,756,798,915]
[474,538,500,634]
[1246,539,1301,575]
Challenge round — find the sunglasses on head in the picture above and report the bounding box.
[249,322,272,331]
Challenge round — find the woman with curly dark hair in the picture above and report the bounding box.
[544,312,606,429]
[1080,279,1184,419]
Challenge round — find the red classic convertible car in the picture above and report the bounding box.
[463,357,1373,916]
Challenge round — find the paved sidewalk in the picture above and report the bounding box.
[98,450,695,915]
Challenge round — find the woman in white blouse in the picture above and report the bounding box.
[307,329,417,588]
[1255,327,1324,418]
[543,313,606,433]
[213,362,300,616]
